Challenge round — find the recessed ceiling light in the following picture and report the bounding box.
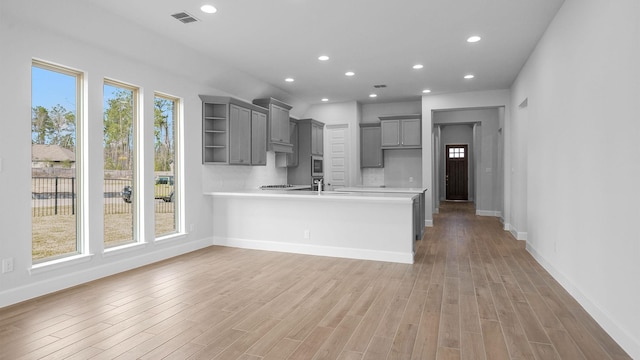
[200,4,217,14]
[413,64,424,70]
[318,55,330,61]
[464,74,475,79]
[285,77,295,82]
[422,89,431,93]
[467,35,482,43]
[321,98,329,102]
[369,93,377,98]
[345,71,355,76]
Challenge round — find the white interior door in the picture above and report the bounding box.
[325,124,349,190]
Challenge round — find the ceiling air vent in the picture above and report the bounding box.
[373,84,387,88]
[171,12,199,24]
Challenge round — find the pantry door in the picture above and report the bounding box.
[446,144,468,200]
[325,124,349,190]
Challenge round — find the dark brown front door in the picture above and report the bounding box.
[446,144,468,200]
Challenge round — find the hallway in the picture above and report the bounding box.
[427,201,630,359]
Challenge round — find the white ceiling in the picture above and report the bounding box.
[83,0,565,105]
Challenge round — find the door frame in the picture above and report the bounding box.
[445,143,469,201]
[324,124,350,190]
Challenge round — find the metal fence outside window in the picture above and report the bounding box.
[32,177,175,216]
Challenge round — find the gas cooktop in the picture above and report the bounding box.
[259,184,311,190]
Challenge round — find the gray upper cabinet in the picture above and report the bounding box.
[401,119,421,146]
[381,120,400,147]
[295,119,324,158]
[200,95,268,166]
[311,122,324,156]
[253,98,293,153]
[286,119,299,167]
[201,101,228,164]
[251,111,267,165]
[287,118,324,185]
[360,123,383,168]
[379,114,422,149]
[229,104,251,165]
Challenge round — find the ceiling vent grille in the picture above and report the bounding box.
[171,12,199,24]
[373,84,387,88]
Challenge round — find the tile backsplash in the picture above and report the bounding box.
[362,149,422,188]
[202,152,287,191]
[362,168,385,186]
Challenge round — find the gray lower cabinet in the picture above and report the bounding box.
[379,115,422,149]
[360,123,383,168]
[251,111,267,165]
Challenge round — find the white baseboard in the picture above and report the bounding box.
[476,210,502,217]
[424,219,433,227]
[0,237,213,309]
[503,222,527,241]
[213,236,414,264]
[526,244,640,359]
[514,230,528,241]
[505,223,527,241]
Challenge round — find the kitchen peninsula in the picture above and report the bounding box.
[334,186,427,240]
[205,190,418,264]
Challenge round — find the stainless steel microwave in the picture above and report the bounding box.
[311,155,323,177]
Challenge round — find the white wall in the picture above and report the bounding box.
[510,102,528,240]
[510,0,640,357]
[361,101,422,123]
[0,0,304,307]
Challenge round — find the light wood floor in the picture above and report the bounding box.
[0,202,631,359]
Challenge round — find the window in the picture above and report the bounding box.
[103,80,138,248]
[31,60,83,262]
[448,146,465,159]
[154,93,180,237]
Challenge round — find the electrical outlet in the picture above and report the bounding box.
[409,177,414,183]
[2,258,14,273]
[189,224,196,232]
[304,230,310,239]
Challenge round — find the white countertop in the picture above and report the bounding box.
[205,190,417,203]
[334,186,427,194]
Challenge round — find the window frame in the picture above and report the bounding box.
[102,78,141,249]
[153,92,182,239]
[31,59,86,264]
